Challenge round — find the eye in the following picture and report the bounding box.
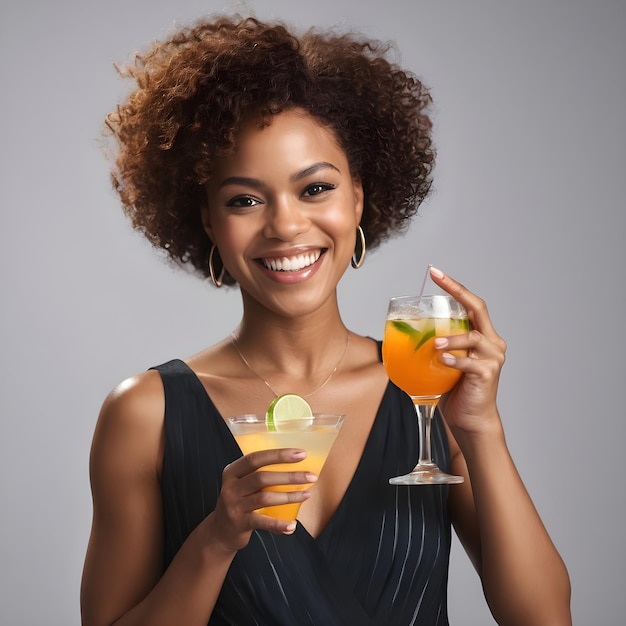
[226,196,262,209]
[302,183,336,197]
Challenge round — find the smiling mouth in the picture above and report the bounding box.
[259,249,324,272]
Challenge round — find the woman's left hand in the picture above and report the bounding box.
[430,268,571,624]
[428,266,507,434]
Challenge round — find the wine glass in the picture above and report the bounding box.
[382,294,469,485]
[226,413,345,520]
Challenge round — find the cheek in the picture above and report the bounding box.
[324,198,359,239]
[211,219,253,268]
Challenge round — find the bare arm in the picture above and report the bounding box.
[80,371,313,626]
[431,267,571,626]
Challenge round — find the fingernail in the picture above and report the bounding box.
[442,352,456,365]
[305,473,318,483]
[292,450,307,460]
[284,522,296,533]
[434,337,448,348]
[430,266,445,279]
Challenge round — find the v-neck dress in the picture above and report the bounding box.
[154,355,452,625]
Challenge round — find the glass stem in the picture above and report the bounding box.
[414,401,437,468]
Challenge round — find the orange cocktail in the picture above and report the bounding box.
[226,413,344,521]
[383,294,469,485]
[382,317,469,400]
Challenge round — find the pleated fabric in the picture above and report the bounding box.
[155,350,451,626]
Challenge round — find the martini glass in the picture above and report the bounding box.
[382,294,469,485]
[226,413,344,520]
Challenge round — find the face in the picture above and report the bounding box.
[203,108,364,318]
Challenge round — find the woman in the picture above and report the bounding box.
[81,16,571,626]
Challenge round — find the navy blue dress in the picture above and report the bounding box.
[155,354,452,625]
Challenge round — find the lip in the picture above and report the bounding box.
[254,247,327,284]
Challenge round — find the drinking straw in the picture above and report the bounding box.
[418,264,432,298]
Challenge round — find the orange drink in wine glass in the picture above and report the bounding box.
[382,294,469,485]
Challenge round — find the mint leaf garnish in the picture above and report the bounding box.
[413,328,435,351]
[390,320,435,351]
[391,320,420,339]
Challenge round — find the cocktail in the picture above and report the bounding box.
[226,412,344,521]
[382,294,469,485]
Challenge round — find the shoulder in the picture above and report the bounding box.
[90,369,166,480]
[98,369,165,434]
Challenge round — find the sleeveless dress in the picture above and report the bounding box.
[155,350,452,626]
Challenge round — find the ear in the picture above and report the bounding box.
[353,178,364,224]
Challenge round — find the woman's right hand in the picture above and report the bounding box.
[208,449,316,552]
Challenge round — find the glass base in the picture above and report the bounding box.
[389,464,465,486]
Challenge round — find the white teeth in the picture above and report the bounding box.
[262,250,321,272]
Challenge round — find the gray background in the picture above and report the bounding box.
[1,0,624,624]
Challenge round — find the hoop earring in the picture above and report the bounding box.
[351,225,366,269]
[208,244,225,287]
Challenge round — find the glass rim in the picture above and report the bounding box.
[388,293,460,304]
[227,412,346,424]
[387,293,467,318]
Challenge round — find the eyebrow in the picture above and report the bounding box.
[290,161,340,182]
[217,161,341,189]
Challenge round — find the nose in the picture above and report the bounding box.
[262,196,310,241]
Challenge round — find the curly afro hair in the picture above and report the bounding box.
[106,15,436,285]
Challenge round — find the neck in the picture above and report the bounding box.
[232,291,350,391]
[231,328,350,400]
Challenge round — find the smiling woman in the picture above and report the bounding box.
[81,14,571,626]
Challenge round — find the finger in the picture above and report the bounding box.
[255,485,314,509]
[250,512,299,535]
[236,485,312,522]
[252,470,319,491]
[233,470,318,507]
[249,489,314,535]
[225,448,307,479]
[429,266,500,339]
[440,351,504,381]
[434,330,505,361]
[437,332,506,373]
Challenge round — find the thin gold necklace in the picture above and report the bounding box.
[231,331,350,399]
